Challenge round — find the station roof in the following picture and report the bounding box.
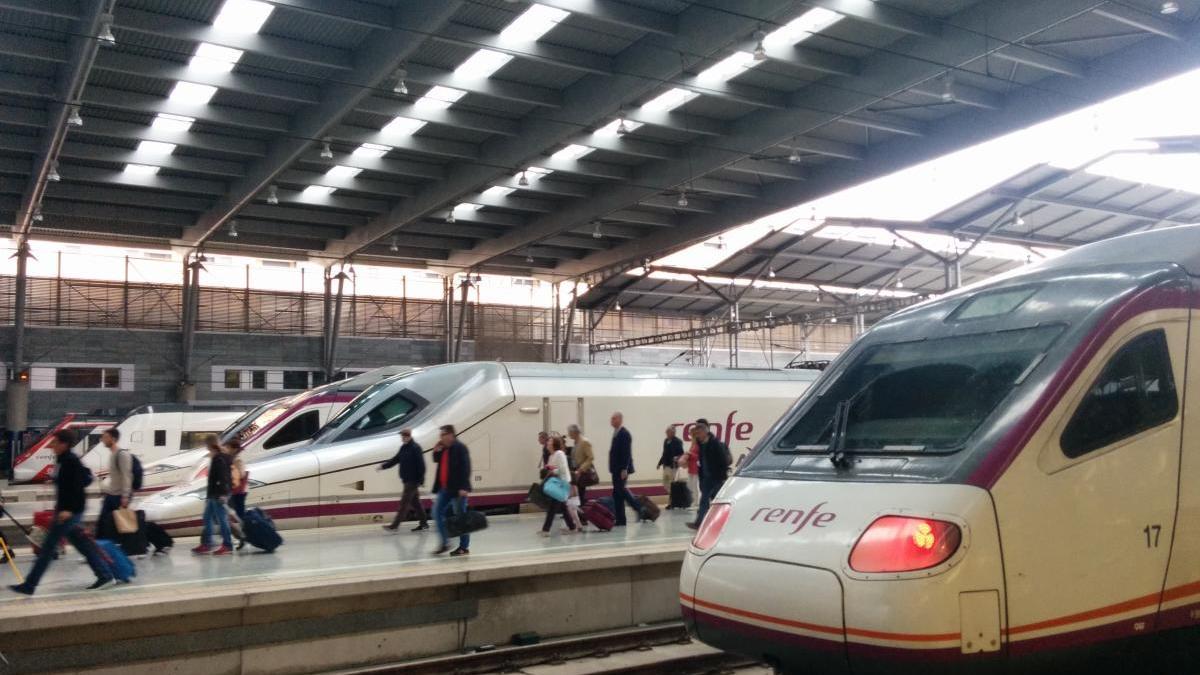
[0,0,1197,293]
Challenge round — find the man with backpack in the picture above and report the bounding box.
[10,430,113,595]
[688,419,732,530]
[97,429,136,541]
[192,440,234,555]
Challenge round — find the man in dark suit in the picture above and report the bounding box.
[379,428,428,532]
[608,412,641,527]
[431,425,472,556]
[688,420,731,530]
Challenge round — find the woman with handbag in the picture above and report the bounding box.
[539,436,578,536]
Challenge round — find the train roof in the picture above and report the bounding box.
[1034,224,1200,276]
[499,362,821,382]
[314,366,414,395]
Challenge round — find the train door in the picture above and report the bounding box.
[991,312,1186,662]
[545,397,582,432]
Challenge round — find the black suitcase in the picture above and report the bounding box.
[446,510,488,538]
[118,509,149,556]
[670,481,693,508]
[243,508,283,552]
[146,521,174,553]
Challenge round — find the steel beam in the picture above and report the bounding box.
[1093,5,1182,40]
[990,188,1200,226]
[180,1,462,247]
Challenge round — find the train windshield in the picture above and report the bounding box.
[226,400,294,444]
[774,324,1063,454]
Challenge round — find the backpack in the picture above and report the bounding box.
[130,453,143,491]
[211,454,232,495]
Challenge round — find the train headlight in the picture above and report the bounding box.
[690,502,731,553]
[849,516,962,573]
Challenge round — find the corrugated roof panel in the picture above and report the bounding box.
[263,8,377,50]
[122,0,222,23]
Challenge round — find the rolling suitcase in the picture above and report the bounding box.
[242,508,283,553]
[582,501,614,531]
[95,539,136,582]
[446,510,488,538]
[117,509,149,556]
[145,521,174,553]
[670,481,692,508]
[637,495,660,522]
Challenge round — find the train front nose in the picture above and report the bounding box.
[680,477,1005,675]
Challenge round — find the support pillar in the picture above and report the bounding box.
[442,276,453,363]
[6,241,30,475]
[560,284,577,364]
[178,253,199,403]
[729,302,740,369]
[551,283,561,363]
[321,268,333,377]
[10,240,29,387]
[325,267,346,381]
[452,277,469,363]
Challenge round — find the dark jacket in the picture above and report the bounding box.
[697,435,731,481]
[608,427,634,475]
[54,451,90,515]
[382,440,426,485]
[432,440,472,494]
[206,452,233,498]
[658,436,684,469]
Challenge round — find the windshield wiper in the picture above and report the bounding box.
[827,374,884,469]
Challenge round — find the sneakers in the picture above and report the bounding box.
[9,583,33,596]
[537,530,550,538]
[411,523,430,532]
[432,544,450,555]
[236,540,246,551]
[382,525,399,532]
[191,544,212,555]
[87,578,113,591]
[685,522,699,530]
[212,545,233,556]
[450,547,470,557]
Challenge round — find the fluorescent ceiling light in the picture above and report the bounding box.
[189,42,244,74]
[168,81,218,105]
[763,8,843,49]
[381,116,426,136]
[697,51,757,82]
[550,144,593,161]
[481,186,515,198]
[526,166,553,176]
[212,0,274,34]
[135,140,177,156]
[415,86,466,111]
[151,113,195,132]
[500,4,569,42]
[642,88,699,113]
[302,185,336,198]
[1087,152,1200,195]
[325,165,362,180]
[595,118,643,137]
[353,142,392,159]
[123,164,160,176]
[455,50,513,79]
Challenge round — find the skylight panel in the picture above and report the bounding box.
[325,165,362,180]
[415,86,466,111]
[212,0,274,34]
[168,81,218,105]
[697,51,757,82]
[123,164,160,176]
[455,50,513,79]
[135,140,177,156]
[302,185,336,198]
[381,116,426,136]
[481,186,515,198]
[151,113,195,132]
[550,144,594,161]
[353,143,392,159]
[499,4,570,42]
[595,118,644,137]
[189,42,244,74]
[641,88,699,113]
[1087,152,1200,195]
[763,8,843,49]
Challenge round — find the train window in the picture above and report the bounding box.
[153,430,167,447]
[282,370,309,390]
[264,411,321,449]
[1061,330,1177,458]
[948,286,1040,322]
[224,370,241,389]
[251,370,267,390]
[348,394,416,436]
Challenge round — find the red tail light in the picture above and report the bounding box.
[849,516,962,573]
[691,502,731,552]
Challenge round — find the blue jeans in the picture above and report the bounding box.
[200,497,232,548]
[23,514,111,591]
[434,491,470,549]
[695,476,725,525]
[610,473,642,526]
[96,493,122,541]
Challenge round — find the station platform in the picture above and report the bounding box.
[0,509,695,675]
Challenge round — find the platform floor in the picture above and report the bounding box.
[0,508,696,605]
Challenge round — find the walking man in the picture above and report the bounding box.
[96,428,133,540]
[193,439,234,555]
[379,428,428,532]
[658,426,684,509]
[608,412,641,527]
[688,419,731,530]
[10,430,113,595]
[431,425,472,557]
[567,424,594,505]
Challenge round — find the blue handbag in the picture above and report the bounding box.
[542,476,569,502]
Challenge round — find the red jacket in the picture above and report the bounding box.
[686,442,699,475]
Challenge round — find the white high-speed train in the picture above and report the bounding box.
[682,225,1200,673]
[139,367,411,490]
[140,363,818,532]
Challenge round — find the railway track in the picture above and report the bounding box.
[327,622,767,675]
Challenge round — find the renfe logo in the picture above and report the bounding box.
[751,501,836,535]
[671,411,753,445]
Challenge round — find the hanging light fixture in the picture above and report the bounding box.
[1162,1,1180,14]
[753,30,767,61]
[47,161,61,182]
[32,207,43,222]
[67,105,83,127]
[389,236,398,252]
[830,316,838,323]
[1015,213,1026,227]
[228,219,238,238]
[518,170,529,187]
[896,278,904,289]
[525,252,535,264]
[767,266,776,278]
[267,184,279,205]
[615,299,621,312]
[616,116,630,136]
[716,235,726,250]
[941,72,955,102]
[98,15,116,46]
[677,191,689,208]
[446,210,456,224]
[788,145,801,164]
[591,220,603,239]
[393,66,408,95]
[320,138,333,160]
